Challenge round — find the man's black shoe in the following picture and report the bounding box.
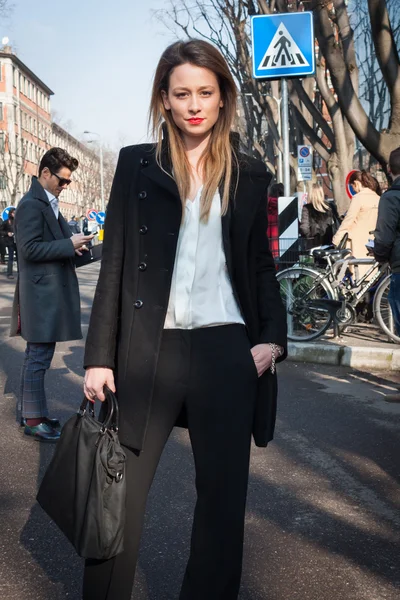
[20,416,61,429]
[24,422,61,442]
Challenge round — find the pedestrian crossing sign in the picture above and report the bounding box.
[251,12,315,79]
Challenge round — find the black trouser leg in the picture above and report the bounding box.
[180,325,257,600]
[83,326,257,600]
[82,331,188,600]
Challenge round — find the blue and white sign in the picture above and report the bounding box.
[1,206,15,221]
[298,144,312,181]
[251,12,315,79]
[95,211,106,225]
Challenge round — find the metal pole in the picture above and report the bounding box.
[281,78,290,196]
[276,97,283,184]
[99,145,105,213]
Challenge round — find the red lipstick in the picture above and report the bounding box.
[188,118,204,125]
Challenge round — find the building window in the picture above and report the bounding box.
[0,103,3,121]
[25,78,28,96]
[0,173,6,190]
[0,132,5,152]
[19,74,23,92]
[13,68,17,87]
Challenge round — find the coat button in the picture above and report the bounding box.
[134,300,144,309]
[139,225,148,234]
[138,262,147,271]
[140,158,149,167]
[138,191,147,199]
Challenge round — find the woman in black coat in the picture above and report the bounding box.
[83,39,287,600]
[300,183,336,248]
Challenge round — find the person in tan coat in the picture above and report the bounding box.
[333,171,381,277]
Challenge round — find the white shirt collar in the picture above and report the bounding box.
[44,189,59,219]
[44,189,56,203]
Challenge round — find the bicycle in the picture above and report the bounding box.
[277,237,400,343]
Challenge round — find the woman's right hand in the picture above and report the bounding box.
[84,367,116,402]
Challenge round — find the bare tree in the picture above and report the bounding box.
[350,0,400,169]
[0,132,27,210]
[312,0,400,172]
[73,144,117,214]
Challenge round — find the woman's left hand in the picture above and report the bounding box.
[250,344,272,377]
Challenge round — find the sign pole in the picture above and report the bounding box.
[281,78,290,196]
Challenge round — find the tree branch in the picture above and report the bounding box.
[313,0,385,162]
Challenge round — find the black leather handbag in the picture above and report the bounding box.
[36,387,126,560]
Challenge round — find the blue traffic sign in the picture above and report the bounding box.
[251,12,315,79]
[95,211,106,225]
[1,206,15,221]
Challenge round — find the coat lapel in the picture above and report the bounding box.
[141,138,180,202]
[42,205,65,240]
[59,213,73,239]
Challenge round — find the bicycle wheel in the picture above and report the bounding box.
[373,275,400,344]
[277,267,335,341]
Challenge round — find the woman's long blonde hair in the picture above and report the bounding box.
[307,183,329,213]
[149,40,238,220]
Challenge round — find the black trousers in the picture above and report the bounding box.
[83,324,258,600]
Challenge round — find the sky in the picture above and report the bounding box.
[4,0,179,149]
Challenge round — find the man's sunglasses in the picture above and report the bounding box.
[50,170,72,186]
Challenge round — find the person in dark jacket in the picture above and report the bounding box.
[0,217,6,264]
[82,40,287,600]
[2,208,17,278]
[374,146,400,351]
[10,148,93,442]
[68,215,81,234]
[300,183,334,248]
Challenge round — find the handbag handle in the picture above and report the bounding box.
[103,386,120,432]
[78,386,119,431]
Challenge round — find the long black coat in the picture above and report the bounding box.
[84,142,287,451]
[10,177,82,343]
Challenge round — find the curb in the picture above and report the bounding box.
[287,341,400,371]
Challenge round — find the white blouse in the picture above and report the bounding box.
[164,187,244,330]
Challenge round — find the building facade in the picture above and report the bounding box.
[0,45,102,219]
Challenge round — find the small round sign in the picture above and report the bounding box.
[346,170,359,199]
[299,146,310,158]
[95,211,106,225]
[1,206,15,221]
[86,208,98,222]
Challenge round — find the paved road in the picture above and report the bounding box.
[0,264,399,600]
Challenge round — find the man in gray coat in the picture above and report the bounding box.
[11,148,93,441]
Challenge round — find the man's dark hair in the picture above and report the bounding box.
[269,183,284,198]
[39,147,79,177]
[389,147,400,177]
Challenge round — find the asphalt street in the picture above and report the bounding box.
[0,263,399,600]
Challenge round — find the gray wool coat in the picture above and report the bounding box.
[10,177,82,343]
